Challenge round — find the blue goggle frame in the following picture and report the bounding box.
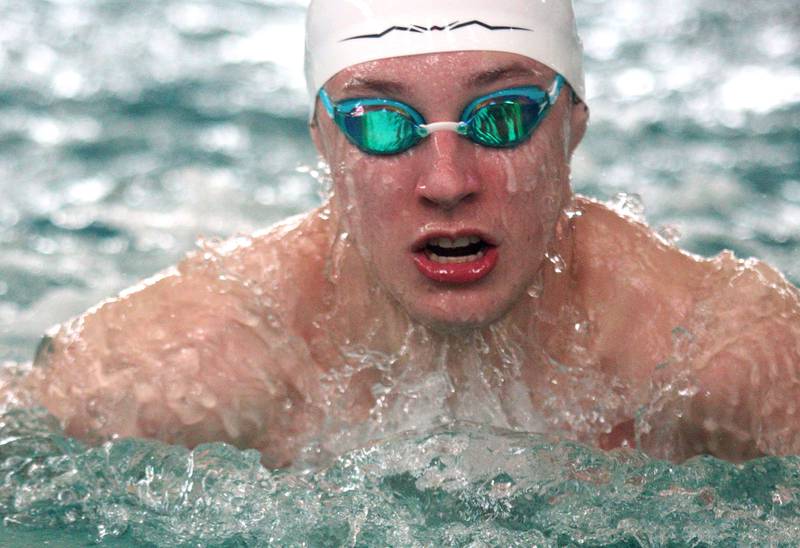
[318,74,565,155]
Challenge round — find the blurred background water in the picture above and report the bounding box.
[0,0,798,363]
[0,0,799,545]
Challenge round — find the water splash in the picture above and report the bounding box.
[609,192,646,222]
[657,223,682,245]
[2,410,800,546]
[297,159,333,202]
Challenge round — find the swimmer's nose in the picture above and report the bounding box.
[414,132,480,210]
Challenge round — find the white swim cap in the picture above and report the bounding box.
[304,0,585,117]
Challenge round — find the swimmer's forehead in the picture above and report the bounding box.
[326,51,555,97]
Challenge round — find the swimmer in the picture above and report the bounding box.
[25,0,800,466]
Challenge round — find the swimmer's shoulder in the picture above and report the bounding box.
[207,206,333,299]
[30,211,332,449]
[570,194,704,303]
[568,195,705,371]
[188,207,339,345]
[568,196,800,459]
[32,209,330,372]
[571,195,799,299]
[569,194,799,366]
[687,249,800,335]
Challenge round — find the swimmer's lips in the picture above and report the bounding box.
[412,232,499,284]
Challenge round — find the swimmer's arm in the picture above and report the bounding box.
[677,260,800,462]
[26,256,315,466]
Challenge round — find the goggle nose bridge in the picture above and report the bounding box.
[416,121,469,138]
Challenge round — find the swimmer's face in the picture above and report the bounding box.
[312,51,588,330]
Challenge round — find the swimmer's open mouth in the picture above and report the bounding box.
[424,236,492,264]
[412,233,499,284]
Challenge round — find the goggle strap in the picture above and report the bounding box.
[548,75,565,105]
[318,88,336,118]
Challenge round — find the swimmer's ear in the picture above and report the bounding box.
[568,100,589,155]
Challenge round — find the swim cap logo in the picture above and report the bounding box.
[342,20,532,42]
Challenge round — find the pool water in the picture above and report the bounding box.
[0,0,799,545]
[2,410,800,546]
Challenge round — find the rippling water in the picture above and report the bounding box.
[0,0,799,545]
[2,410,800,546]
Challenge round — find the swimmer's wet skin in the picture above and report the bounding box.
[22,0,800,467]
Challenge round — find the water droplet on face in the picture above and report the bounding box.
[574,321,591,335]
[500,155,519,193]
[545,252,566,274]
[526,278,543,298]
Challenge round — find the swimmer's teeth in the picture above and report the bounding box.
[425,235,485,263]
[429,251,484,263]
[431,236,480,248]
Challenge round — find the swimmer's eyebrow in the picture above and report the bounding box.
[341,77,408,97]
[340,63,542,97]
[466,63,542,88]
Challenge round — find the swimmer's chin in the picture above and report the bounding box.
[370,266,523,334]
[400,300,514,334]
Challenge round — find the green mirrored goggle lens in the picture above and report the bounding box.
[466,98,544,148]
[338,99,543,154]
[335,105,421,155]
[321,77,562,155]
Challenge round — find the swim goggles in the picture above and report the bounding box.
[318,74,565,156]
